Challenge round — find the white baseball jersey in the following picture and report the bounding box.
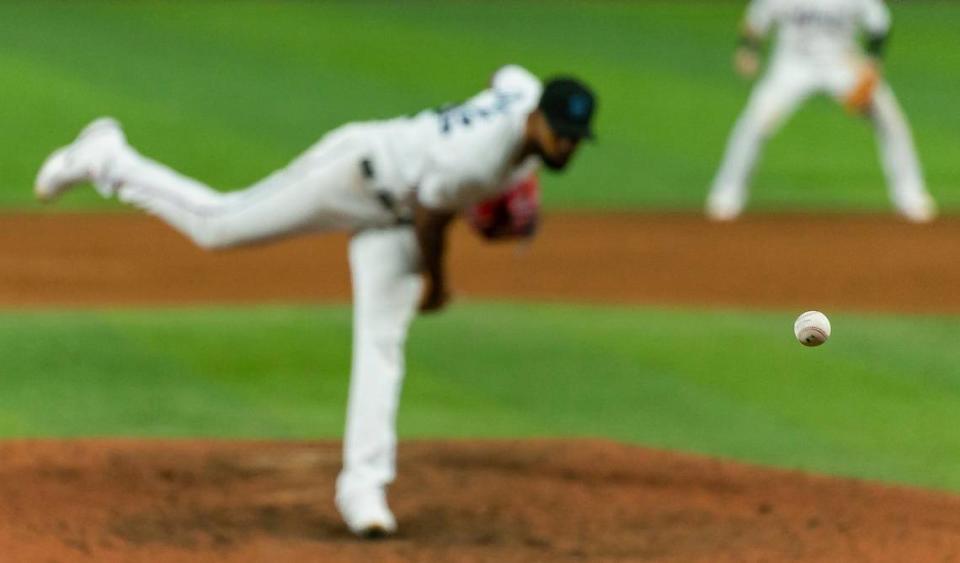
[747,0,890,61]
[365,64,543,212]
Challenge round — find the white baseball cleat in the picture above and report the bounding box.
[897,193,937,224]
[705,190,745,222]
[35,117,126,203]
[336,488,397,539]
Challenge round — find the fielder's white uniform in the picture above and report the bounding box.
[707,0,935,221]
[36,65,543,535]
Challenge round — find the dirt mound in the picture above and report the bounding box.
[3,212,959,313]
[2,439,960,562]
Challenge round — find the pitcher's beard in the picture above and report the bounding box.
[537,148,571,171]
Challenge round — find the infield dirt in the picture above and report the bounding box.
[3,212,960,562]
[3,212,958,312]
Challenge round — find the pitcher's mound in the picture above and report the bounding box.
[2,439,960,562]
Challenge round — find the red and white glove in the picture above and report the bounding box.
[467,174,540,241]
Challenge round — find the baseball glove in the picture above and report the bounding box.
[844,64,879,114]
[467,174,540,241]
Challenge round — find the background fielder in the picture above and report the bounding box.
[34,64,596,538]
[706,0,936,222]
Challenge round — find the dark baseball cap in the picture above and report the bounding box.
[538,76,597,140]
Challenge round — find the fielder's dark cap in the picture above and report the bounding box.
[538,76,597,140]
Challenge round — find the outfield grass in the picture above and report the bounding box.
[2,302,959,491]
[2,1,958,211]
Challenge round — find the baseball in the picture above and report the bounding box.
[794,311,831,347]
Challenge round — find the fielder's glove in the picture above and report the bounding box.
[467,174,540,241]
[845,63,879,114]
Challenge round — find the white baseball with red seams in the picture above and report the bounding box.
[794,311,831,347]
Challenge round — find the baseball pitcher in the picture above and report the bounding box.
[35,64,596,538]
[706,0,936,222]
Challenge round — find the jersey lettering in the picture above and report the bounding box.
[435,92,523,135]
[787,8,848,30]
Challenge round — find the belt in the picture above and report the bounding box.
[361,158,413,226]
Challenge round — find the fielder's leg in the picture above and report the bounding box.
[869,83,936,222]
[336,226,422,538]
[706,66,812,220]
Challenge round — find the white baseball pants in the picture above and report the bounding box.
[708,56,931,216]
[99,124,396,249]
[337,226,422,503]
[93,124,422,504]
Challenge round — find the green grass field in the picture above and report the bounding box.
[2,0,958,211]
[3,303,960,491]
[2,1,959,495]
